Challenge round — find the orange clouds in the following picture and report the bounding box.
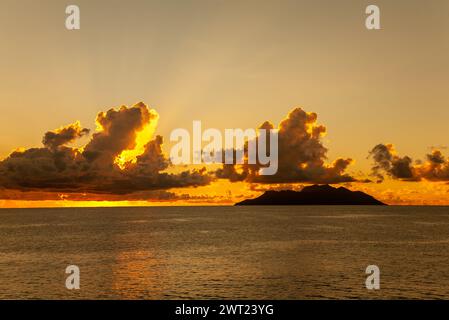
[0,102,211,199]
[369,144,449,183]
[42,121,89,150]
[217,107,355,184]
[2,101,448,205]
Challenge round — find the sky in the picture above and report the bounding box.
[1,0,449,207]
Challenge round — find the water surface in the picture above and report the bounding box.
[1,206,448,299]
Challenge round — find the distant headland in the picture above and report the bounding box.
[235,185,386,206]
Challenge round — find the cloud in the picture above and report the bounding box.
[0,102,212,199]
[82,102,155,166]
[369,144,449,182]
[42,121,90,150]
[216,107,356,184]
[420,149,449,181]
[368,144,416,183]
[0,187,184,202]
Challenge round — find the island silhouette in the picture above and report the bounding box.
[235,185,386,206]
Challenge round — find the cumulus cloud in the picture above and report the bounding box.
[42,121,90,150]
[369,144,449,182]
[216,107,356,184]
[0,102,211,199]
[420,149,449,181]
[82,102,154,166]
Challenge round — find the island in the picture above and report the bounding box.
[235,184,386,206]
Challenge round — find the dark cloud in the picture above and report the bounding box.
[420,149,449,181]
[369,144,449,182]
[82,102,153,165]
[42,121,90,150]
[0,187,184,202]
[0,102,212,199]
[426,149,445,164]
[216,107,356,184]
[368,144,416,183]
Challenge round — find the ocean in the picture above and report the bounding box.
[0,206,449,299]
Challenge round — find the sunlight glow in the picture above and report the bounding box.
[114,110,159,170]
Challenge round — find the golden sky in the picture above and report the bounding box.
[1,0,449,207]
